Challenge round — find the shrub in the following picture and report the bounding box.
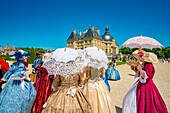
[122,56,126,62]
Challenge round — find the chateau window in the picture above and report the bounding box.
[106,49,107,53]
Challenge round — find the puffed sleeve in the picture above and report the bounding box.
[2,63,15,81]
[143,63,155,83]
[138,70,148,83]
[52,75,61,91]
[10,63,26,80]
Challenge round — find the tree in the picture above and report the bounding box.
[157,50,165,58]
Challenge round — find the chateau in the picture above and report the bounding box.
[0,44,16,55]
[67,26,119,58]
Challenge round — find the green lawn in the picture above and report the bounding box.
[116,62,126,66]
[107,61,126,66]
[0,55,16,61]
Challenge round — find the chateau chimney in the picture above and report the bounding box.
[96,29,100,35]
[90,26,94,31]
[72,29,76,34]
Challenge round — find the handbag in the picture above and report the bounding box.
[29,73,37,83]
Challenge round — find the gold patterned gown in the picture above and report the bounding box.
[41,73,92,113]
[83,67,116,113]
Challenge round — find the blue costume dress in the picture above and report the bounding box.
[32,57,42,74]
[105,62,121,80]
[0,61,36,113]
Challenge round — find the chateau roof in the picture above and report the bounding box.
[84,26,100,37]
[67,29,82,40]
[67,25,118,45]
[0,45,4,52]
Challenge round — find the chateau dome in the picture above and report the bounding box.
[102,25,114,41]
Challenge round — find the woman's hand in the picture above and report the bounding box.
[137,65,142,72]
[101,69,105,78]
[137,65,145,79]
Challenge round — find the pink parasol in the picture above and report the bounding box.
[122,35,163,49]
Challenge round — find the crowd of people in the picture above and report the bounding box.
[0,47,169,113]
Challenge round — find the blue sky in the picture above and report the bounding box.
[0,0,170,50]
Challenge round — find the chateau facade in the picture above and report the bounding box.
[67,26,119,57]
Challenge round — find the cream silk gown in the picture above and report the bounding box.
[83,67,116,113]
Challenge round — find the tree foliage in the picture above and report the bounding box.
[0,47,46,64]
[19,47,45,64]
[119,47,170,59]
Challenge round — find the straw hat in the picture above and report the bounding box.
[132,50,158,63]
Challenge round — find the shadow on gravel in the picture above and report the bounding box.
[128,74,135,76]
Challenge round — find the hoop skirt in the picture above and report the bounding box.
[106,63,120,80]
[41,73,92,113]
[106,67,121,80]
[83,67,116,113]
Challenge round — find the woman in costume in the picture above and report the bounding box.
[83,66,116,113]
[82,47,116,113]
[42,69,92,113]
[32,53,54,113]
[0,50,37,113]
[122,50,168,113]
[105,58,121,80]
[32,52,42,73]
[41,48,92,113]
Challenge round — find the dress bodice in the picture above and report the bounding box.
[108,62,116,69]
[87,67,101,80]
[61,73,82,87]
[53,73,83,89]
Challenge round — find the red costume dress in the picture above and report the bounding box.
[32,67,54,113]
[0,58,9,91]
[123,62,168,113]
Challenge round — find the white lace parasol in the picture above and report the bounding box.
[42,48,86,77]
[84,47,108,69]
[51,48,80,63]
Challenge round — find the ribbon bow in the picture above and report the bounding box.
[67,87,77,97]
